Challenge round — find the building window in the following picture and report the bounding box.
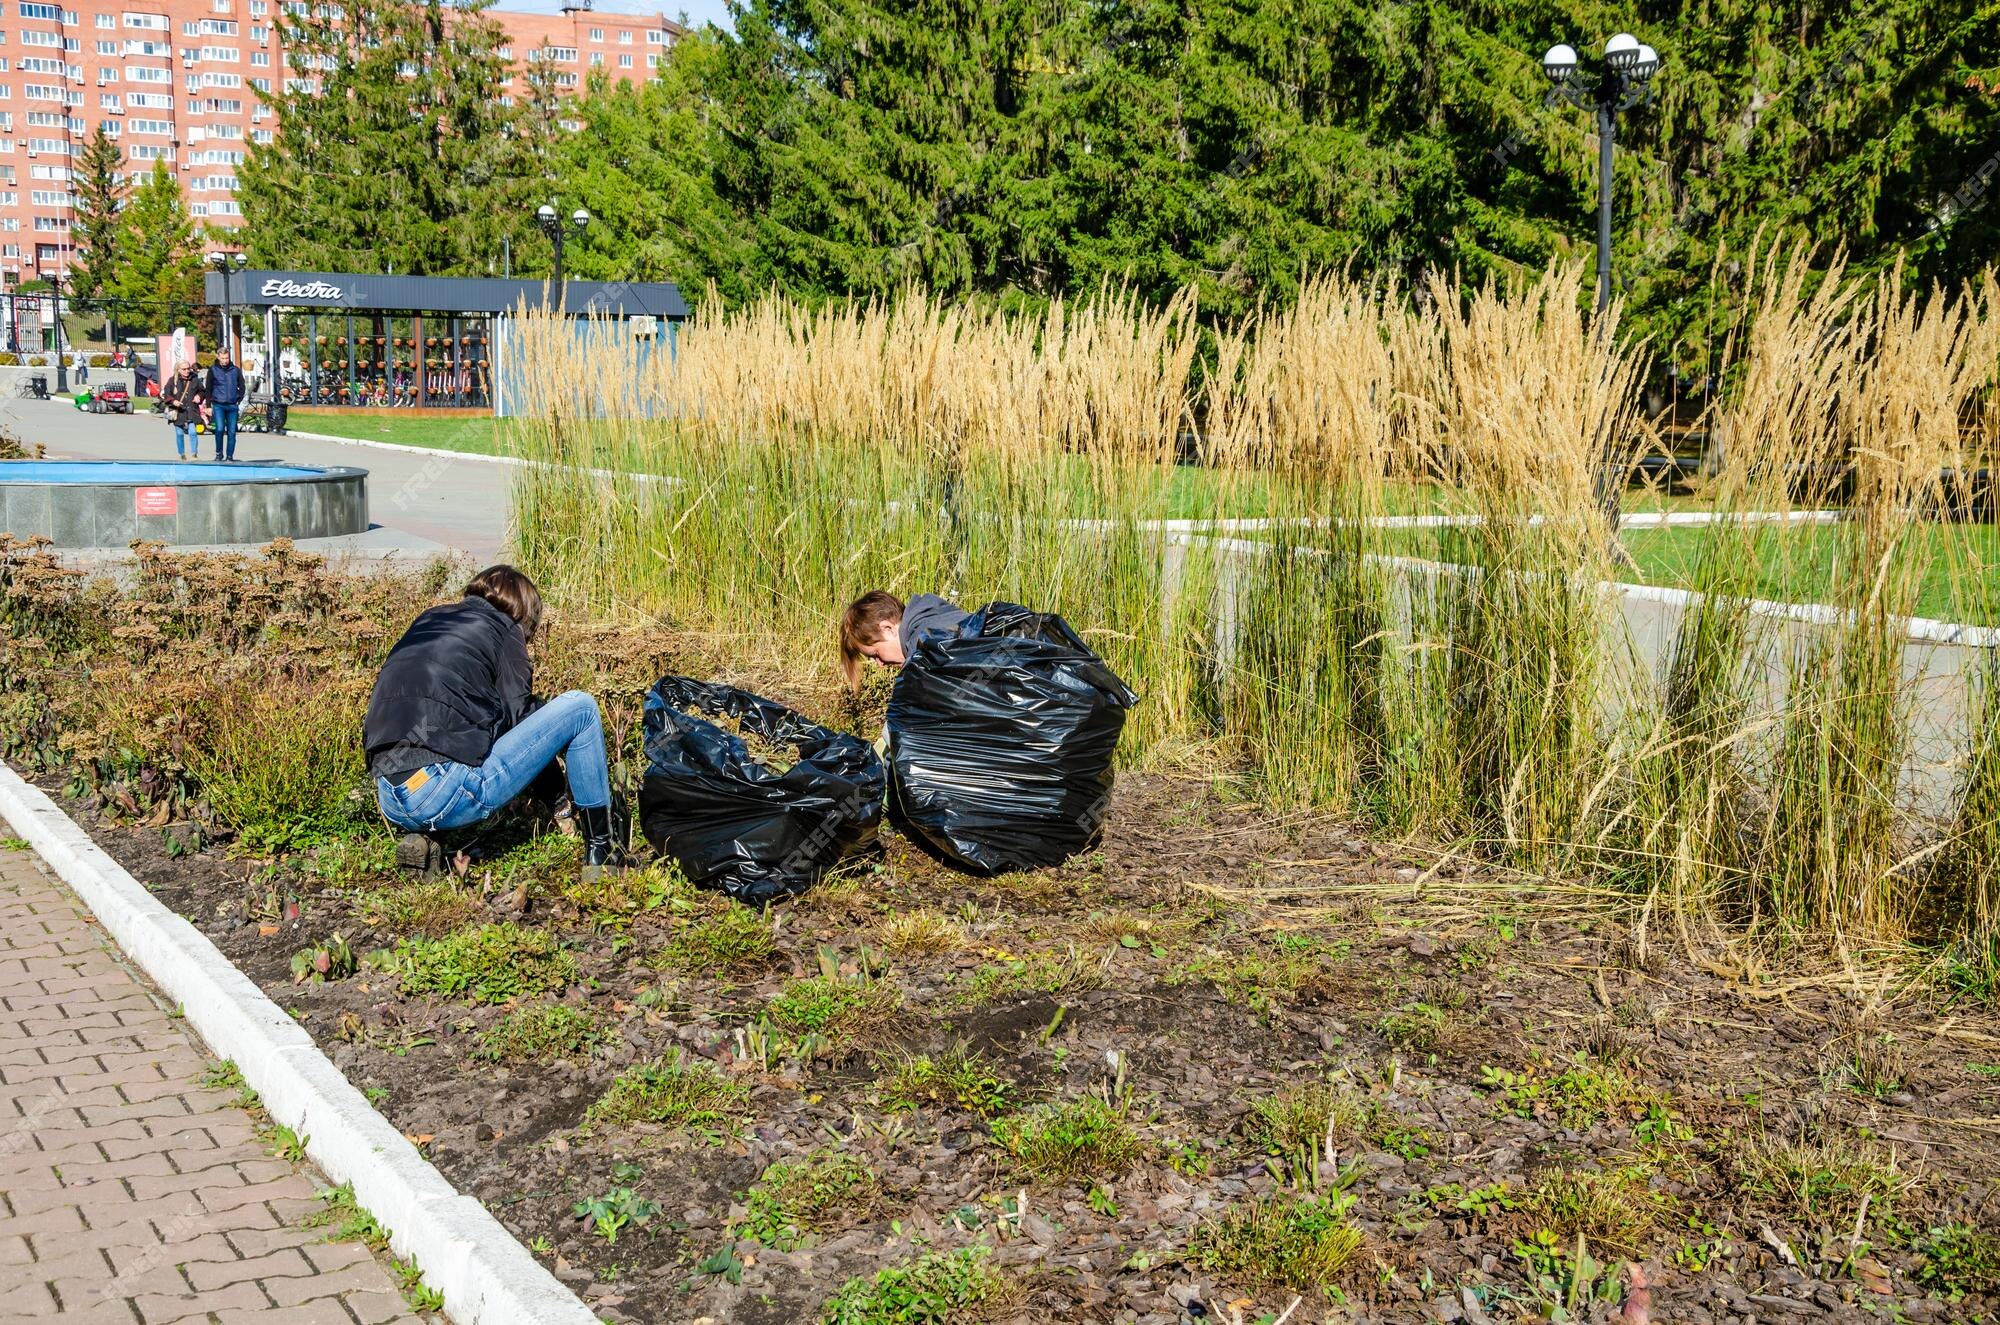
[199,19,237,35]
[617,29,631,44]
[94,11,112,25]
[617,52,631,67]
[124,13,169,29]
[543,45,575,62]
[20,30,56,46]
[128,65,168,82]
[19,2,60,18]
[589,52,602,67]
[588,27,602,41]
[647,28,668,44]
[249,49,265,65]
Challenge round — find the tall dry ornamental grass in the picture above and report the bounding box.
[504,254,2000,971]
[1636,242,1863,920]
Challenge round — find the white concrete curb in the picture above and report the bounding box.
[283,428,673,488]
[283,428,531,468]
[0,761,597,1325]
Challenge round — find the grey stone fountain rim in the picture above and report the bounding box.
[0,463,368,487]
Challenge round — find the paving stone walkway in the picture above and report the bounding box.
[0,844,426,1324]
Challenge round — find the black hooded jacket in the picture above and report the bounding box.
[363,596,534,782]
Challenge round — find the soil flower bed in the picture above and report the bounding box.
[4,540,1999,1324]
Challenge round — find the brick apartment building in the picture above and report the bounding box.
[0,0,682,282]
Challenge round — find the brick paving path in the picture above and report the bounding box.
[0,844,427,1324]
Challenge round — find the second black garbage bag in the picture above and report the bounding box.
[887,602,1139,874]
[639,677,885,902]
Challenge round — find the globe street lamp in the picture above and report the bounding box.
[1542,33,1663,310]
[208,251,249,353]
[534,202,590,310]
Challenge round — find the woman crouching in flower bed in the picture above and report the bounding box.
[362,565,620,879]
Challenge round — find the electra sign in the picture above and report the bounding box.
[258,278,345,300]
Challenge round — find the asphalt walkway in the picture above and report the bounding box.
[0,844,426,1324]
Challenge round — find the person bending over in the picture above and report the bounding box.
[839,590,969,689]
[364,565,619,878]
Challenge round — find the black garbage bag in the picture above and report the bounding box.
[886,602,1138,874]
[640,678,885,902]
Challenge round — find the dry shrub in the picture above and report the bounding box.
[180,674,372,853]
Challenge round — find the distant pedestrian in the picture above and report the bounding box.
[159,359,206,461]
[72,350,87,385]
[204,348,245,461]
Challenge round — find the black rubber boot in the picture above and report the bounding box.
[395,832,447,879]
[579,804,622,884]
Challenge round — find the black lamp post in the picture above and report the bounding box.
[208,251,248,353]
[1541,33,1663,310]
[1543,33,1661,518]
[40,260,67,395]
[534,202,590,310]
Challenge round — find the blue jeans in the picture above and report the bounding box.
[375,690,610,834]
[212,403,239,459]
[173,422,198,458]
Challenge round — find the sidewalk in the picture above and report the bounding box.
[0,843,424,1324]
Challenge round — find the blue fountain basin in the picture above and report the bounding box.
[1,461,330,484]
[0,459,369,547]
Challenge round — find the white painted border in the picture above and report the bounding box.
[0,762,597,1325]
[282,429,529,467]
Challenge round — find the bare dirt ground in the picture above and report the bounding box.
[45,771,2000,1325]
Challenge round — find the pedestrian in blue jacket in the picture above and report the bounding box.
[204,348,246,461]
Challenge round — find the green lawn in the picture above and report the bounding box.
[286,409,517,456]
[1370,519,1998,624]
[1618,520,1999,624]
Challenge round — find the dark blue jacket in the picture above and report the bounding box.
[899,594,970,655]
[204,361,245,405]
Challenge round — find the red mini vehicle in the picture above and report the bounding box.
[86,382,132,414]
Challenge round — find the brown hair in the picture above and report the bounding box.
[465,564,545,642]
[838,590,904,690]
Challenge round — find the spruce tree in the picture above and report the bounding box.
[69,124,127,306]
[236,0,530,276]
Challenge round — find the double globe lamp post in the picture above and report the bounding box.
[535,203,591,310]
[1541,32,1661,515]
[1541,32,1663,311]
